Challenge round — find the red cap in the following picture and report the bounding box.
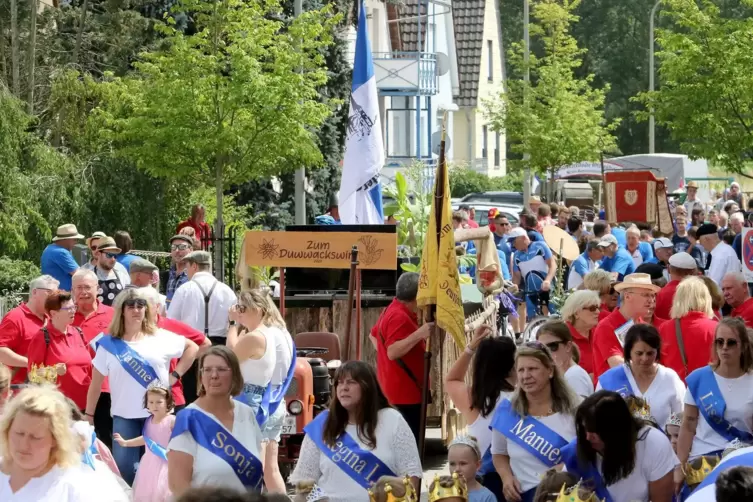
[488,208,500,220]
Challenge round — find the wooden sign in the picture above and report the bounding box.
[244,231,398,270]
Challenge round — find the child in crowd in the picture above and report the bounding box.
[532,470,579,502]
[447,436,495,502]
[665,412,682,454]
[114,384,175,502]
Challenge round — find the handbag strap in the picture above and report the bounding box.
[674,318,688,375]
[376,321,423,393]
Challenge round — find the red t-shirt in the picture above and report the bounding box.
[27,324,93,410]
[592,309,633,378]
[157,316,205,406]
[371,299,425,405]
[566,322,594,376]
[72,303,114,392]
[731,297,753,328]
[654,280,680,320]
[0,303,46,384]
[653,315,669,330]
[598,304,612,322]
[659,311,718,382]
[176,219,211,247]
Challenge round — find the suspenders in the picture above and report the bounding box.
[193,279,218,337]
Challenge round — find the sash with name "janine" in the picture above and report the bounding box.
[97,336,159,389]
[171,408,263,489]
[490,399,568,467]
[304,411,396,490]
[598,365,633,398]
[687,366,753,443]
[561,441,614,502]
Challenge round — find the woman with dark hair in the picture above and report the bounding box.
[676,318,753,487]
[596,324,685,427]
[562,390,678,502]
[536,320,594,397]
[445,325,516,499]
[289,361,421,501]
[491,342,579,502]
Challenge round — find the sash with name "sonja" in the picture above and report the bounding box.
[97,335,159,389]
[598,365,633,398]
[687,366,753,443]
[171,408,263,489]
[304,411,396,490]
[561,441,614,502]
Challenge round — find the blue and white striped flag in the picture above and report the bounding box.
[338,0,384,224]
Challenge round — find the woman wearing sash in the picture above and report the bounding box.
[596,324,685,428]
[536,320,594,398]
[445,325,516,500]
[491,341,579,502]
[676,318,753,490]
[289,361,422,501]
[560,290,601,379]
[84,288,199,485]
[562,390,678,502]
[168,345,265,496]
[226,289,294,493]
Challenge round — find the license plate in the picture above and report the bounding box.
[282,416,296,435]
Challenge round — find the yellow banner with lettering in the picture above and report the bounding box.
[416,162,466,349]
[243,231,397,270]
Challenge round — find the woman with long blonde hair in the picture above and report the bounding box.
[226,288,294,493]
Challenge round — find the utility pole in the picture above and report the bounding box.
[648,0,660,154]
[522,0,531,209]
[294,0,307,225]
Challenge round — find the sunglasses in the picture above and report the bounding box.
[171,244,190,251]
[90,246,98,252]
[103,252,118,259]
[582,305,600,312]
[544,341,563,352]
[124,299,148,309]
[715,338,738,348]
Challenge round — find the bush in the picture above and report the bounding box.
[0,258,41,295]
[448,166,523,198]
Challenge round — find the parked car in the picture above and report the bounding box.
[460,191,524,208]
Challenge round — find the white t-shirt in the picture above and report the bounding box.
[92,329,185,418]
[467,391,514,457]
[491,411,577,492]
[596,364,685,428]
[706,242,741,285]
[565,427,678,502]
[684,371,753,458]
[566,364,595,397]
[168,400,263,493]
[289,408,423,502]
[0,463,127,502]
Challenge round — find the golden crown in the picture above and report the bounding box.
[684,455,720,486]
[555,483,604,502]
[368,476,418,502]
[428,473,468,502]
[28,364,59,385]
[626,397,652,421]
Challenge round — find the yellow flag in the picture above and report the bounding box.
[416,140,466,350]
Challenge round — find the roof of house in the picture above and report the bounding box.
[397,0,429,53]
[453,0,486,107]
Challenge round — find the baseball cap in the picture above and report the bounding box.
[597,235,618,248]
[507,227,527,240]
[653,237,673,251]
[668,252,697,270]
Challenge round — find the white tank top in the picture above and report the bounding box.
[239,326,275,387]
[267,326,294,386]
[466,391,513,455]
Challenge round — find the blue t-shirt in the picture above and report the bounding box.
[600,247,636,281]
[469,486,497,502]
[513,241,552,293]
[40,243,80,291]
[571,251,591,280]
[527,230,545,242]
[611,227,627,248]
[115,253,139,272]
[638,241,654,261]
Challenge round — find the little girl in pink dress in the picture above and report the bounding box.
[114,385,175,502]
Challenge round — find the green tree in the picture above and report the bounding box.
[634,0,753,175]
[485,0,618,179]
[449,165,523,197]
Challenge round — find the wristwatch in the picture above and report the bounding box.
[229,320,237,326]
[171,370,181,381]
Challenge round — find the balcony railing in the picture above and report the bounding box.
[373,52,438,95]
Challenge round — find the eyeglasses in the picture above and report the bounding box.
[59,306,77,312]
[544,341,563,352]
[103,252,118,259]
[171,244,190,251]
[200,367,231,375]
[124,299,147,309]
[582,305,600,312]
[715,338,738,348]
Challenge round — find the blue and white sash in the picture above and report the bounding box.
[489,399,568,467]
[687,366,753,443]
[693,450,753,493]
[303,411,395,490]
[598,365,633,398]
[82,430,98,470]
[239,341,298,426]
[561,441,614,502]
[97,335,160,389]
[143,418,168,461]
[479,446,494,476]
[171,408,263,489]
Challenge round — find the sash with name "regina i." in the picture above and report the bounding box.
[303,411,396,490]
[561,441,614,502]
[490,399,569,468]
[687,366,753,443]
[171,408,263,489]
[598,365,633,398]
[97,335,159,389]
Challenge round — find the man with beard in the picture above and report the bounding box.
[85,236,129,306]
[166,235,194,307]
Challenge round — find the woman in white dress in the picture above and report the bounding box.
[491,341,579,502]
[0,385,128,502]
[289,361,422,502]
[226,289,294,493]
[596,324,685,428]
[445,324,516,500]
[536,320,594,398]
[168,345,264,497]
[676,318,753,490]
[562,390,678,502]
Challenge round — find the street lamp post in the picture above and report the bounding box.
[523,0,531,208]
[648,0,661,154]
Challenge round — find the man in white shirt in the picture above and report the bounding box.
[167,251,237,345]
[697,223,741,285]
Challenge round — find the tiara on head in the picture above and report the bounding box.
[448,435,481,460]
[146,380,170,392]
[723,438,751,458]
[665,412,682,428]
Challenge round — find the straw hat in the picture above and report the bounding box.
[613,273,661,294]
[52,224,84,242]
[686,181,699,189]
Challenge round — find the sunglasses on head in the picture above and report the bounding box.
[523,341,551,353]
[715,338,738,348]
[124,298,147,309]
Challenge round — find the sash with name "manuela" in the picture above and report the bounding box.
[561,441,614,502]
[304,411,396,490]
[687,366,753,443]
[97,335,160,389]
[490,399,568,467]
[598,365,633,398]
[171,408,263,489]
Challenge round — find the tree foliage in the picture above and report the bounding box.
[448,166,523,197]
[634,0,753,174]
[485,0,618,178]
